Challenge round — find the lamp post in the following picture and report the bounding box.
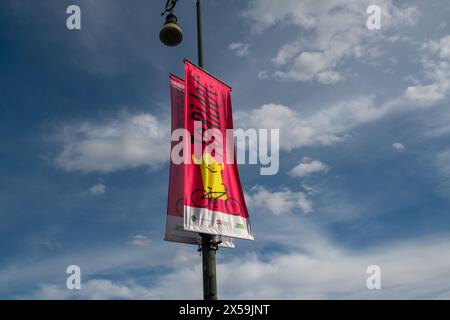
[160,0,218,301]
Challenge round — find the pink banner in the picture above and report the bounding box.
[182,60,254,240]
[164,74,234,247]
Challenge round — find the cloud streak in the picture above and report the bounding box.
[246,185,313,214]
[229,42,251,57]
[243,0,418,83]
[26,233,450,299]
[290,158,328,178]
[52,113,169,173]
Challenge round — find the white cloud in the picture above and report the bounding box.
[423,35,450,60]
[246,185,313,214]
[257,70,269,79]
[236,96,390,150]
[53,113,169,172]
[273,51,345,84]
[290,158,328,178]
[29,234,450,299]
[392,142,406,152]
[272,42,301,66]
[243,0,418,84]
[228,42,251,57]
[218,235,450,299]
[400,35,450,106]
[87,183,106,196]
[403,83,448,105]
[8,192,450,300]
[238,40,450,150]
[14,247,202,300]
[33,279,158,300]
[128,234,151,246]
[0,242,172,294]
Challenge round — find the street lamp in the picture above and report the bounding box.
[159,0,216,300]
[160,0,203,68]
[159,13,183,47]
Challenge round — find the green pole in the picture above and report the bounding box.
[196,0,218,301]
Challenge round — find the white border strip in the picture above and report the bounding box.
[183,205,254,241]
[165,215,235,248]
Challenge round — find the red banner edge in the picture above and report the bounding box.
[183,58,232,91]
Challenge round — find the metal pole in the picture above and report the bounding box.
[196,0,218,301]
[201,234,217,300]
[196,0,204,68]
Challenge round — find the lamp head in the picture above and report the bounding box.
[159,13,183,47]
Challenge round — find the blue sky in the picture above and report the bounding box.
[1,0,450,299]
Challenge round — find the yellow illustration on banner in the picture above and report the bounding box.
[192,153,228,200]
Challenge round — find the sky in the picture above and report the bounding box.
[1,0,450,299]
